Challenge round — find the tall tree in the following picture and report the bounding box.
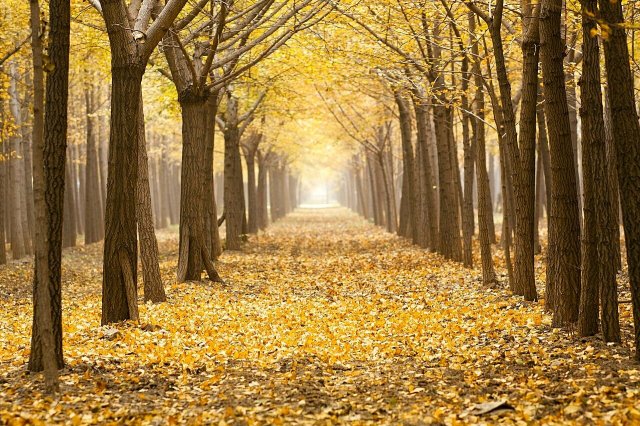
[599,0,640,357]
[28,0,72,392]
[539,0,582,326]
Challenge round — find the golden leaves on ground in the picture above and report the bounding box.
[0,208,639,424]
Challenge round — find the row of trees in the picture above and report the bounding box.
[330,0,640,360]
[0,0,324,392]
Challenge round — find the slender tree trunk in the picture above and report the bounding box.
[62,158,77,248]
[413,99,437,249]
[599,0,640,355]
[28,0,65,392]
[470,12,497,284]
[135,100,166,302]
[256,152,269,230]
[433,104,462,260]
[84,85,104,244]
[540,0,582,327]
[8,65,27,260]
[603,90,622,271]
[245,152,258,234]
[0,145,6,265]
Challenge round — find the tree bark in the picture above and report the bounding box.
[540,0,582,327]
[28,0,65,392]
[576,0,620,340]
[599,0,640,355]
[177,94,223,282]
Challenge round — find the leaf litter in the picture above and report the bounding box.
[1,207,640,425]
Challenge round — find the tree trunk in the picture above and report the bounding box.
[135,100,166,302]
[8,65,27,260]
[101,65,145,324]
[203,94,222,259]
[177,94,222,282]
[433,104,462,260]
[62,158,77,248]
[84,85,104,244]
[540,0,582,327]
[470,12,497,284]
[600,0,640,355]
[245,153,258,234]
[27,0,66,392]
[413,99,437,250]
[256,152,269,230]
[223,97,245,250]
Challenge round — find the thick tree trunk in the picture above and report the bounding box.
[600,0,640,355]
[177,95,222,282]
[433,105,462,260]
[540,0,582,327]
[101,66,145,324]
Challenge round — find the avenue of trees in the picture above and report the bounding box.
[1,0,640,392]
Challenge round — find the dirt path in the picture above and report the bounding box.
[1,207,639,424]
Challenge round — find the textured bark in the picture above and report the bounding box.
[177,94,222,282]
[28,0,69,380]
[512,6,540,300]
[599,0,640,354]
[101,66,143,324]
[482,4,537,299]
[99,0,188,324]
[470,12,497,285]
[540,0,582,327]
[412,99,437,249]
[603,90,621,271]
[27,0,64,391]
[394,92,418,243]
[433,105,461,260]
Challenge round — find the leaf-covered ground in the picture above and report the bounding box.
[1,207,640,425]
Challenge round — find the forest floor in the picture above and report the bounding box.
[1,207,640,425]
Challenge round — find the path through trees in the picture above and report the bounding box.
[1,208,640,423]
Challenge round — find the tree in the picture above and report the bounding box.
[28,0,71,392]
[539,0,581,326]
[97,0,188,324]
[599,0,640,358]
